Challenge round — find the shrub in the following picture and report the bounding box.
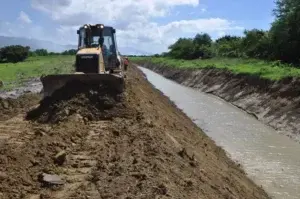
[34,49,48,56]
[1,45,30,63]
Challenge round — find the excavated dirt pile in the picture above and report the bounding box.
[26,80,129,123]
[0,94,41,121]
[0,65,270,199]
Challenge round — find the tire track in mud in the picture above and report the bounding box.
[0,65,270,199]
[28,121,109,199]
[0,113,33,148]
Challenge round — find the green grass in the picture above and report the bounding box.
[131,57,300,80]
[0,55,75,90]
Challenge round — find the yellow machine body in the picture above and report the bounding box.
[41,24,125,98]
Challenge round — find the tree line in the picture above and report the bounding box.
[159,0,300,66]
[0,45,77,63]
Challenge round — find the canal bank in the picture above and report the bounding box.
[138,62,300,144]
[139,66,300,199]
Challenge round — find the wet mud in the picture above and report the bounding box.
[26,80,131,123]
[0,65,269,198]
[0,78,42,99]
[0,94,41,121]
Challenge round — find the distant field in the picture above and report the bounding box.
[0,55,75,90]
[132,57,300,80]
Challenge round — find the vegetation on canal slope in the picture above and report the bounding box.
[131,57,300,80]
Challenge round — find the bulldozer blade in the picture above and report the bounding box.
[41,73,125,98]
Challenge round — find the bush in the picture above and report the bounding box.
[61,49,77,55]
[34,49,48,56]
[48,52,61,56]
[0,45,30,63]
[195,45,215,59]
[168,38,195,59]
[214,35,243,58]
[167,35,215,60]
[29,51,37,57]
[193,33,212,46]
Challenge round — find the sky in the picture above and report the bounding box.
[0,0,276,54]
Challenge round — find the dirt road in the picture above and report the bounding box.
[0,65,269,198]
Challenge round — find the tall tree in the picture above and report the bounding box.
[193,33,212,46]
[168,38,195,59]
[270,0,300,63]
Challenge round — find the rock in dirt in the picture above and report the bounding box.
[0,80,3,88]
[54,150,67,165]
[39,173,64,186]
[2,100,9,109]
[0,171,8,180]
[34,127,50,136]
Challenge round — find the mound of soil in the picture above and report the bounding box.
[26,80,128,123]
[0,119,90,199]
[0,65,269,199]
[0,94,41,121]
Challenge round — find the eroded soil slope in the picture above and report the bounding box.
[0,65,269,199]
[141,62,300,143]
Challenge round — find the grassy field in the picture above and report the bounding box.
[0,55,75,90]
[131,57,300,80]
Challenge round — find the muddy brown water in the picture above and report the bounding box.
[140,66,300,199]
[0,78,42,99]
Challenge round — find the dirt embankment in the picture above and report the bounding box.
[0,65,269,198]
[0,94,41,121]
[25,80,131,124]
[140,62,300,143]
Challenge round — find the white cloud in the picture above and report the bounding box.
[30,0,71,13]
[18,11,32,24]
[31,0,199,27]
[0,20,53,41]
[51,18,243,53]
[201,8,207,12]
[0,0,245,54]
[115,19,243,53]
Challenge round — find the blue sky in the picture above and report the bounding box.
[0,0,277,54]
[0,0,56,30]
[157,0,275,30]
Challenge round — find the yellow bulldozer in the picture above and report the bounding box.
[41,24,126,98]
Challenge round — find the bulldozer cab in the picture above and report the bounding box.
[77,24,119,72]
[40,24,124,98]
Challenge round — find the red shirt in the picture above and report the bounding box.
[124,59,129,65]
